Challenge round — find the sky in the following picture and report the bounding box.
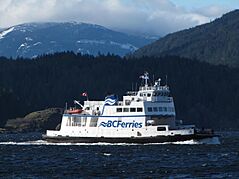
[0,0,238,36]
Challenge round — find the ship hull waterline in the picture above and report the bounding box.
[42,134,218,144]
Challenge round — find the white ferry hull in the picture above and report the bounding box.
[42,133,218,144]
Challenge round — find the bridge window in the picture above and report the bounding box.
[158,107,163,112]
[137,107,143,112]
[116,108,122,112]
[153,107,158,112]
[163,107,167,111]
[130,108,136,112]
[147,107,152,112]
[123,108,129,112]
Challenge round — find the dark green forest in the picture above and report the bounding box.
[0,52,239,130]
[131,10,239,67]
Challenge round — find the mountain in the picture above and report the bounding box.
[130,10,239,67]
[0,22,154,58]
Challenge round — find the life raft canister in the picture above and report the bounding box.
[66,109,83,114]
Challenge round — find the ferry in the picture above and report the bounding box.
[43,72,218,143]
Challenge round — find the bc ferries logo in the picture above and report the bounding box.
[99,120,142,128]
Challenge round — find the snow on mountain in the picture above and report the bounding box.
[0,22,155,58]
[0,27,14,39]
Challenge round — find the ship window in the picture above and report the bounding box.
[66,116,71,126]
[140,93,143,97]
[75,116,82,126]
[147,107,152,112]
[147,93,151,97]
[71,116,77,126]
[169,107,173,112]
[143,93,147,97]
[157,127,166,131]
[155,92,159,96]
[123,108,129,112]
[81,117,87,127]
[153,107,158,112]
[163,107,167,111]
[137,107,143,112]
[159,107,163,112]
[116,108,122,112]
[125,100,131,105]
[130,108,136,112]
[146,115,175,126]
[90,117,98,127]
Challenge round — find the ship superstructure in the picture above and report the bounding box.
[43,72,217,143]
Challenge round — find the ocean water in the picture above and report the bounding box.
[0,132,238,178]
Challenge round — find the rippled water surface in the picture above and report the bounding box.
[0,132,239,178]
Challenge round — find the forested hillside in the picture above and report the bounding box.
[0,52,239,129]
[131,10,239,67]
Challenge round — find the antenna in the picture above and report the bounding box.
[144,71,149,87]
[165,75,168,86]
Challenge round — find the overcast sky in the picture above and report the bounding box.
[0,0,238,36]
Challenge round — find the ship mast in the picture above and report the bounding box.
[140,71,149,87]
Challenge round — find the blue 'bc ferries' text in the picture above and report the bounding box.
[99,120,142,128]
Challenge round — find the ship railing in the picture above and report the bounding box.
[139,86,169,91]
[153,97,173,102]
[126,91,138,96]
[84,101,104,106]
[175,125,195,130]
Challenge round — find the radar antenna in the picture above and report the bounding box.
[140,71,149,87]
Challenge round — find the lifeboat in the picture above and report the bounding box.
[66,109,82,114]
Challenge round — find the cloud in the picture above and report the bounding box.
[194,5,231,18]
[0,0,234,36]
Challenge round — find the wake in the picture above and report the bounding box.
[0,137,220,145]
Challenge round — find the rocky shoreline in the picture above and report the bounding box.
[1,108,63,134]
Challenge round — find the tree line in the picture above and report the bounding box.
[0,52,239,130]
